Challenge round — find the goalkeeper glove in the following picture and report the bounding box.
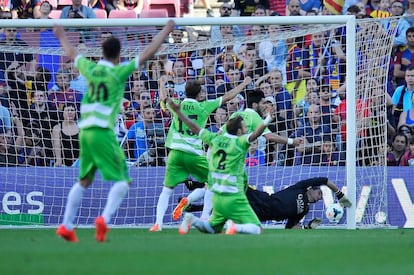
[335,190,352,208]
[304,218,321,229]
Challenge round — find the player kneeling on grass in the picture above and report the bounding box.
[167,98,275,235]
[181,177,352,229]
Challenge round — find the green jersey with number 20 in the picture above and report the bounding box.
[75,55,138,130]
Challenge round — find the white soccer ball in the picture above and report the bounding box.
[325,203,344,223]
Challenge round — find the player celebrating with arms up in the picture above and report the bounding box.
[150,76,253,232]
[167,99,275,235]
[54,20,175,242]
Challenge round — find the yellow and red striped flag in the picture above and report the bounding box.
[324,0,344,15]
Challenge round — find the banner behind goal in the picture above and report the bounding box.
[0,16,396,228]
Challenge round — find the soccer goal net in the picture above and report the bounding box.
[0,16,396,228]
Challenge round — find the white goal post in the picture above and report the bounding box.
[0,15,395,229]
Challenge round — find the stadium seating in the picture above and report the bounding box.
[48,0,58,9]
[93,8,107,18]
[108,9,137,18]
[140,8,168,18]
[48,10,62,19]
[143,0,180,17]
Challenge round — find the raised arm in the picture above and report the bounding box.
[139,20,175,66]
[249,106,275,142]
[221,76,252,104]
[53,25,78,60]
[167,99,202,135]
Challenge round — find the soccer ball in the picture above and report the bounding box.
[325,203,344,223]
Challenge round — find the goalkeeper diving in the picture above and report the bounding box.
[179,177,352,229]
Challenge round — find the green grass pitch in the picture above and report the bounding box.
[0,228,413,275]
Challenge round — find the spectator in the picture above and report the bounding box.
[287,0,320,16]
[226,94,244,117]
[207,106,227,133]
[291,104,331,165]
[315,135,345,166]
[13,66,51,105]
[258,24,288,75]
[52,103,79,166]
[397,92,414,129]
[11,0,41,19]
[17,121,49,166]
[393,27,414,87]
[295,89,320,127]
[303,32,329,84]
[146,60,166,91]
[89,0,115,15]
[333,83,369,151]
[0,122,18,166]
[172,59,187,100]
[285,36,310,104]
[38,0,52,19]
[387,132,408,165]
[252,4,267,16]
[286,0,301,15]
[404,0,414,25]
[318,84,338,127]
[392,66,414,125]
[216,67,242,98]
[397,124,414,141]
[25,89,59,160]
[0,101,11,135]
[48,69,82,111]
[233,0,269,16]
[245,139,266,166]
[125,105,164,164]
[60,0,96,18]
[273,73,294,133]
[259,80,273,97]
[1,29,36,111]
[399,136,414,166]
[210,3,242,43]
[216,52,243,82]
[69,66,88,96]
[241,44,268,80]
[388,1,410,48]
[114,0,141,16]
[370,0,391,18]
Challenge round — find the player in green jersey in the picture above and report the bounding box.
[54,21,175,242]
[167,98,275,235]
[172,89,304,221]
[223,89,303,146]
[149,76,253,231]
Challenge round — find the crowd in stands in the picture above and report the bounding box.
[1,0,414,168]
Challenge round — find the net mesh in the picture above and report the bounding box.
[0,17,396,227]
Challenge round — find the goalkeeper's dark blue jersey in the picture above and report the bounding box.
[246,177,328,228]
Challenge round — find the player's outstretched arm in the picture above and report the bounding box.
[167,99,202,135]
[139,20,175,66]
[53,25,78,60]
[221,76,252,104]
[249,107,275,142]
[264,132,303,147]
[326,179,352,208]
